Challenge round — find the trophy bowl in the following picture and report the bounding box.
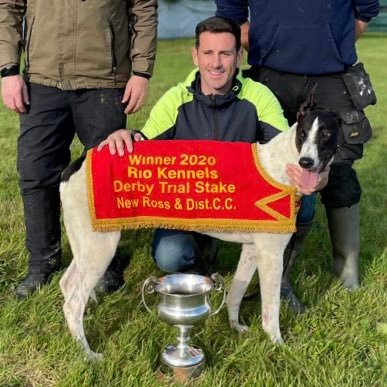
[142,273,225,378]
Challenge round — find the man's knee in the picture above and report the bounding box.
[18,156,65,192]
[152,230,197,273]
[320,164,361,208]
[297,194,316,224]
[18,136,71,191]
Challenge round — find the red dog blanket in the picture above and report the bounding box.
[87,140,298,233]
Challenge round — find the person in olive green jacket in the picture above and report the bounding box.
[0,0,158,299]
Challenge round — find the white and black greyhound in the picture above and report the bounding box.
[59,97,340,359]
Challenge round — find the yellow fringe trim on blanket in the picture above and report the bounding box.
[90,215,296,234]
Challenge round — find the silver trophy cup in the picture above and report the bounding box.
[142,273,225,378]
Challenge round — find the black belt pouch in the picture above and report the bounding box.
[342,62,377,110]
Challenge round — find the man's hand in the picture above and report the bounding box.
[97,129,144,156]
[240,21,250,51]
[1,75,29,113]
[122,75,149,114]
[355,19,368,41]
[286,164,330,195]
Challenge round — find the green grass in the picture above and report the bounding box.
[0,36,386,386]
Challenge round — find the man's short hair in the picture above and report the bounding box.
[195,16,241,52]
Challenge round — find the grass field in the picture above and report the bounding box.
[0,35,386,387]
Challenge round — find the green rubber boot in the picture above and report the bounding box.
[326,204,360,290]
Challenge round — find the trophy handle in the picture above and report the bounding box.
[209,273,226,316]
[141,276,158,314]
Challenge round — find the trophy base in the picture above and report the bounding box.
[160,357,205,381]
[161,344,205,367]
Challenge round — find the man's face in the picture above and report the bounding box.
[192,31,242,95]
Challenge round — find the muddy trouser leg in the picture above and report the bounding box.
[69,88,129,294]
[16,83,75,299]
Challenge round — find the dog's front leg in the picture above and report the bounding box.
[254,234,290,345]
[227,243,257,333]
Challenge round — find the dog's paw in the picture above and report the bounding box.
[90,289,97,302]
[236,324,249,334]
[86,350,103,361]
[271,335,283,346]
[230,320,249,334]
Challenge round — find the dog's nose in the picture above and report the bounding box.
[299,157,314,169]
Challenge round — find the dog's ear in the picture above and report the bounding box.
[297,83,318,121]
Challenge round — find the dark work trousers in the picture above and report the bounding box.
[245,67,371,209]
[18,83,126,274]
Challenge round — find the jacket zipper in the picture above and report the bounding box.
[211,95,219,140]
[108,21,117,74]
[25,16,35,69]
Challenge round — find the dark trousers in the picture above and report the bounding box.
[245,67,369,208]
[18,83,126,272]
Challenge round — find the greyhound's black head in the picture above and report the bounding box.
[296,91,340,172]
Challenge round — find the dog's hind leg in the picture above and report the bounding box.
[60,219,84,300]
[61,261,102,360]
[254,234,290,345]
[60,260,79,299]
[227,243,257,333]
[61,230,120,360]
[60,164,122,358]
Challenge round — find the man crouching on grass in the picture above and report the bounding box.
[98,16,328,312]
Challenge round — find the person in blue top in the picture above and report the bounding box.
[216,0,380,313]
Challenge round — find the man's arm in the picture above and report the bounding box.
[98,129,144,156]
[215,0,250,49]
[140,87,181,139]
[248,83,289,141]
[98,133,329,196]
[1,75,29,113]
[354,0,380,21]
[99,85,182,155]
[355,19,369,40]
[123,0,158,114]
[0,1,27,113]
[354,0,380,40]
[215,0,249,24]
[0,0,25,71]
[240,21,250,51]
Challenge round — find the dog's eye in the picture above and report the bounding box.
[300,130,307,139]
[321,129,331,138]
